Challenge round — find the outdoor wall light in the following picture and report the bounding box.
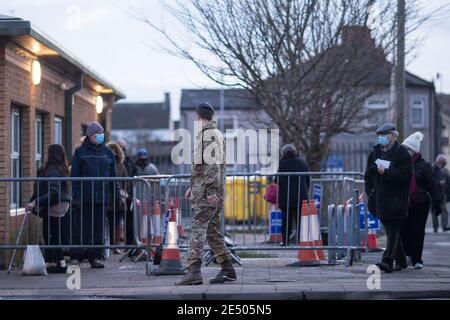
[96,95,104,114]
[31,60,41,85]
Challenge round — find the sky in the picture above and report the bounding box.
[1,0,450,121]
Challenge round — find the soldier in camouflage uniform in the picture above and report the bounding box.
[176,103,236,286]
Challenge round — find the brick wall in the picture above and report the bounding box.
[0,43,99,268]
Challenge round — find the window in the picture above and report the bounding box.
[81,124,87,137]
[54,117,62,145]
[11,108,21,209]
[411,98,425,127]
[365,99,388,127]
[218,117,237,138]
[35,114,43,171]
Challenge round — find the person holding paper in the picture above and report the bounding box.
[364,123,413,273]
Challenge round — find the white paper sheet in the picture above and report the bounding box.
[375,159,391,169]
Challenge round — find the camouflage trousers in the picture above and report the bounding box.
[186,204,231,268]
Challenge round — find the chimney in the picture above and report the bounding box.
[342,26,374,48]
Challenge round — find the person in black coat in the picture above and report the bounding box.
[26,144,72,273]
[276,144,310,246]
[364,123,413,273]
[400,132,442,269]
[70,122,121,268]
[432,155,450,232]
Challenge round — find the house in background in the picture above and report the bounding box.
[180,89,265,173]
[438,93,450,162]
[112,93,177,173]
[0,14,125,267]
[329,72,438,172]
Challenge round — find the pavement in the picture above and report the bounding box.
[1,227,450,300]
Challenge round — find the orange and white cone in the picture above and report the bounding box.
[175,198,186,239]
[289,200,324,267]
[150,201,162,257]
[150,204,185,276]
[309,200,326,261]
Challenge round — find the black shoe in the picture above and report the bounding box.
[46,265,68,274]
[394,262,407,271]
[376,262,394,274]
[443,226,450,232]
[89,260,105,269]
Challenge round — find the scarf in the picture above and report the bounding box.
[409,152,421,203]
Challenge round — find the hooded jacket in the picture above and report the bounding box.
[71,137,120,205]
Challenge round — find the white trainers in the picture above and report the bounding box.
[414,263,423,270]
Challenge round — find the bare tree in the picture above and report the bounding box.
[127,0,448,170]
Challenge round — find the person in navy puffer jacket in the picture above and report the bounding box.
[70,122,120,268]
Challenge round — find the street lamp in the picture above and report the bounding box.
[31,60,41,85]
[96,95,103,114]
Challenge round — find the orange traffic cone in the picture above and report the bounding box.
[150,201,162,257]
[309,200,326,261]
[150,203,185,276]
[289,200,324,267]
[175,198,186,238]
[365,230,383,252]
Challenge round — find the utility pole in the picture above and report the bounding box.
[395,0,406,141]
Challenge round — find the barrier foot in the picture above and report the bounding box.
[345,248,355,267]
[230,252,242,266]
[287,261,322,267]
[132,250,149,263]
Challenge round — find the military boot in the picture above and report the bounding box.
[175,263,203,285]
[209,260,237,284]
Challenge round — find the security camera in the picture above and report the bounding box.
[60,83,68,90]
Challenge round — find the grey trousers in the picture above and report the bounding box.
[432,200,449,230]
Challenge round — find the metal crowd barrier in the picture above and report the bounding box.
[0,172,369,273]
[140,172,369,267]
[0,177,152,273]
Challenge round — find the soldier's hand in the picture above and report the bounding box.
[207,195,220,205]
[377,167,385,175]
[185,188,191,200]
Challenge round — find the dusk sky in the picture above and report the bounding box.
[1,0,450,121]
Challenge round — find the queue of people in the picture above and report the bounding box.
[25,122,160,274]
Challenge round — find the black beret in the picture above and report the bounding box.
[376,123,397,135]
[196,102,215,114]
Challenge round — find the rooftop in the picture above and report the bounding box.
[112,100,171,130]
[180,89,258,110]
[0,14,125,99]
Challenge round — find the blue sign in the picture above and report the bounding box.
[359,204,380,231]
[326,154,344,172]
[313,184,322,209]
[269,210,283,234]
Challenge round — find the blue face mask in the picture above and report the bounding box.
[95,133,105,145]
[378,135,389,147]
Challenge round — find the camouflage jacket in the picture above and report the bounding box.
[191,121,226,205]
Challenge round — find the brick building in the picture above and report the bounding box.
[0,14,125,267]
